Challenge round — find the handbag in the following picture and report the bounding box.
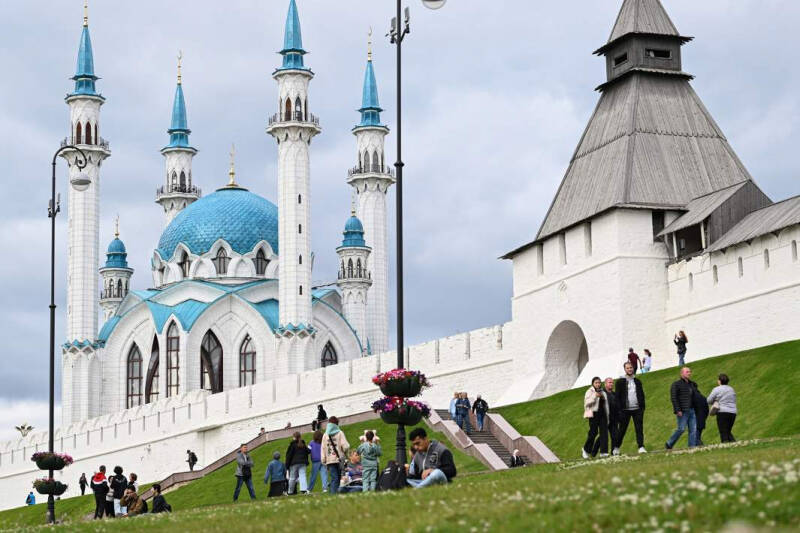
[709,401,720,416]
[329,436,347,470]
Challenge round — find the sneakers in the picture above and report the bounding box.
[599,453,609,458]
[664,442,672,450]
[611,447,620,456]
[581,448,590,459]
[638,447,647,454]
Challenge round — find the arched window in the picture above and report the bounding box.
[347,258,354,278]
[200,330,223,393]
[793,240,798,262]
[253,248,268,275]
[304,97,308,121]
[170,171,178,190]
[179,251,191,278]
[145,336,160,404]
[356,258,362,277]
[166,322,180,397]
[712,265,719,285]
[75,122,82,144]
[126,344,143,408]
[364,151,371,170]
[85,121,92,145]
[179,171,187,191]
[738,257,744,278]
[764,249,770,269]
[321,342,337,367]
[295,97,303,121]
[239,335,256,387]
[213,248,230,275]
[285,98,292,121]
[94,124,98,145]
[116,279,123,298]
[373,150,380,172]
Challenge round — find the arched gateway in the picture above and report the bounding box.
[536,320,589,397]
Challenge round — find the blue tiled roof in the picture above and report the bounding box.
[166,83,192,149]
[103,237,129,268]
[97,317,121,343]
[357,59,383,127]
[70,25,99,97]
[156,187,279,259]
[277,0,309,71]
[340,215,367,248]
[249,299,280,331]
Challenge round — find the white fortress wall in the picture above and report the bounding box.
[0,323,513,510]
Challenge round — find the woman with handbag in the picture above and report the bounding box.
[582,377,609,459]
[321,416,350,494]
[707,373,737,442]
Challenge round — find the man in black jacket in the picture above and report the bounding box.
[472,395,489,431]
[406,428,456,488]
[666,367,699,449]
[150,484,172,513]
[603,378,621,455]
[90,466,109,519]
[614,362,647,454]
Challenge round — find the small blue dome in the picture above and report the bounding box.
[107,238,126,254]
[104,237,129,269]
[157,186,279,259]
[340,215,367,248]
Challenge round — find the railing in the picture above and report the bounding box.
[347,164,395,178]
[267,112,320,126]
[338,270,371,280]
[156,184,202,197]
[101,289,127,299]
[61,136,110,150]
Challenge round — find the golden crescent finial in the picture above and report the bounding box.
[83,0,89,27]
[177,50,183,85]
[228,143,237,186]
[114,214,120,238]
[351,191,357,216]
[367,27,373,61]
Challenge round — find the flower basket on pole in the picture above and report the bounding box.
[31,452,73,471]
[33,478,68,496]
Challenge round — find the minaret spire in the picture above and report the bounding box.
[227,143,238,187]
[114,214,119,238]
[177,50,182,85]
[278,0,308,71]
[83,0,88,27]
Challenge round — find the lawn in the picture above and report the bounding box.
[9,436,800,532]
[496,340,800,461]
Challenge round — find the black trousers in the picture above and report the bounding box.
[616,408,644,448]
[93,493,105,519]
[716,412,737,442]
[80,484,86,496]
[583,412,608,456]
[608,416,619,449]
[104,500,115,518]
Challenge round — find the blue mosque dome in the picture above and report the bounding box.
[107,237,126,254]
[157,186,279,259]
[104,237,129,269]
[340,214,367,248]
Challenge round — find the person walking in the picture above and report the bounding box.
[614,362,647,454]
[25,491,35,506]
[604,378,620,453]
[90,466,109,519]
[357,430,382,492]
[79,473,88,496]
[186,449,198,472]
[308,430,328,492]
[285,431,310,495]
[666,367,699,449]
[707,373,738,443]
[582,377,609,459]
[150,484,172,513]
[674,331,688,366]
[264,451,288,497]
[640,349,653,373]
[109,466,128,516]
[406,428,457,488]
[233,443,256,502]
[321,416,350,494]
[627,348,642,374]
[456,393,472,433]
[693,380,709,446]
[472,395,489,431]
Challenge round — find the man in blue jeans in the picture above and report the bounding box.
[233,444,256,501]
[406,428,457,489]
[666,367,698,449]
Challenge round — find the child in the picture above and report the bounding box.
[339,451,363,493]
[264,451,288,497]
[357,430,382,491]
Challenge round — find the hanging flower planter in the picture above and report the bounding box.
[31,452,73,471]
[33,478,68,496]
[372,396,431,426]
[372,369,431,398]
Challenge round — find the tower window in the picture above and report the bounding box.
[373,150,380,172]
[712,265,719,285]
[652,211,665,239]
[179,171,187,191]
[764,249,770,269]
[299,285,303,295]
[213,248,230,275]
[294,97,303,121]
[738,257,744,278]
[614,52,628,66]
[792,240,798,262]
[94,124,98,145]
[584,222,592,257]
[75,122,82,144]
[117,279,123,298]
[299,255,302,265]
[298,224,302,234]
[239,335,256,387]
[347,258,354,278]
[688,273,694,291]
[253,249,268,275]
[558,233,567,266]
[356,258,362,277]
[298,194,302,204]
[646,49,672,59]
[85,121,92,145]
[536,244,544,276]
[285,98,292,121]
[126,344,143,409]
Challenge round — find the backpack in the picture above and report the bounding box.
[190,452,197,463]
[377,461,407,491]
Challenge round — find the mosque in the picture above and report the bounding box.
[60,0,394,424]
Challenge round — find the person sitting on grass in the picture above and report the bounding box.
[264,451,288,498]
[406,428,457,489]
[357,430,382,492]
[339,451,364,493]
[120,486,145,516]
[150,484,172,513]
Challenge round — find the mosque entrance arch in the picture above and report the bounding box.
[200,330,224,393]
[539,320,589,396]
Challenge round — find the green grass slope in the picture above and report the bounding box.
[29,437,800,532]
[496,340,800,461]
[0,418,482,529]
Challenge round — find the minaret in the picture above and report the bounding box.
[336,208,372,353]
[267,0,320,372]
[99,217,133,321]
[61,2,111,345]
[156,51,199,224]
[348,32,393,355]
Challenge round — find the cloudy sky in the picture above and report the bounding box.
[1,0,799,440]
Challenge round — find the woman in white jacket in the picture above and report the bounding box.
[582,377,610,459]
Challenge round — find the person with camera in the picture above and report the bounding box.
[233,443,256,501]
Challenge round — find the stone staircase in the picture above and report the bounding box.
[434,409,528,467]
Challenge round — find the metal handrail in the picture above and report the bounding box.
[267,112,320,126]
[60,136,110,150]
[348,164,395,177]
[156,184,202,196]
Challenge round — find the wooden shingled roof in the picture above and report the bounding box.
[608,0,680,43]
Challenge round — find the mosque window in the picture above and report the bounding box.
[738,257,744,278]
[75,122,82,144]
[239,335,256,387]
[179,171,186,191]
[94,124,98,145]
[373,150,380,172]
[166,322,180,397]
[145,336,160,404]
[85,121,92,145]
[356,259,362,277]
[298,194,302,204]
[200,330,224,394]
[299,224,302,234]
[213,248,230,275]
[295,97,303,121]
[285,98,292,121]
[299,255,303,265]
[321,342,338,368]
[347,258,354,278]
[299,285,303,295]
[364,151,371,170]
[253,249,269,275]
[304,97,308,121]
[126,344,143,408]
[179,251,191,278]
[116,279,123,298]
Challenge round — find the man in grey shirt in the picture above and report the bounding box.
[233,444,256,501]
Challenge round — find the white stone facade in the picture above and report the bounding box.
[157,148,199,224]
[336,244,372,351]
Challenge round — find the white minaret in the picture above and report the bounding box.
[156,52,199,224]
[336,209,372,353]
[99,218,133,321]
[267,0,321,372]
[348,37,394,355]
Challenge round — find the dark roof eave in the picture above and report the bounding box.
[593,33,693,56]
[595,68,694,92]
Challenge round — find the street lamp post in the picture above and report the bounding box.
[387,0,446,465]
[46,145,89,524]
